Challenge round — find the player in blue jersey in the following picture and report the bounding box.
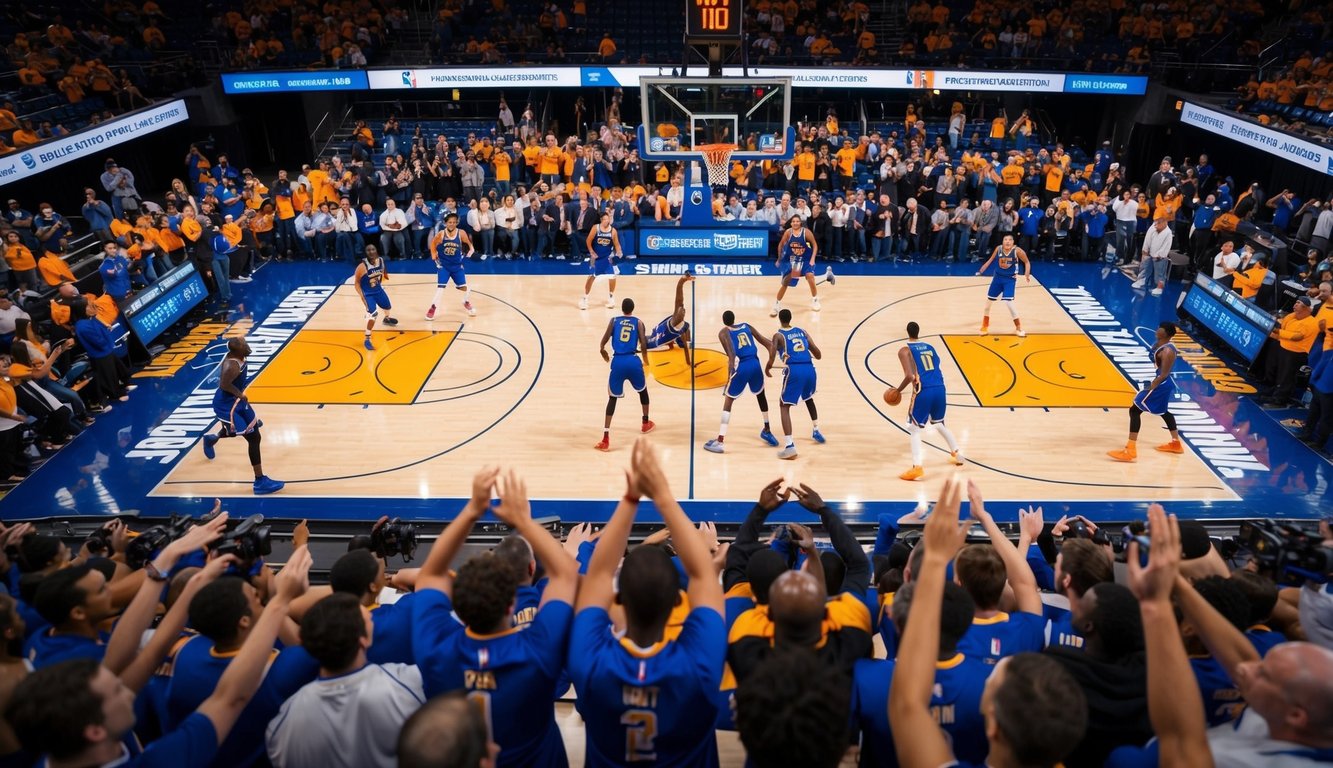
[645,273,694,366]
[410,468,580,768]
[772,215,829,316]
[352,244,398,351]
[891,322,964,481]
[763,308,825,459]
[426,213,476,321]
[705,310,777,453]
[975,233,1031,337]
[597,298,654,452]
[852,580,992,768]
[570,438,726,768]
[1108,321,1183,461]
[580,212,623,310]
[200,338,284,495]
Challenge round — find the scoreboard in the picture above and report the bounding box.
[686,0,743,40]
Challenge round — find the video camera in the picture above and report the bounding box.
[1233,520,1333,585]
[125,514,196,569]
[213,514,272,564]
[371,517,418,563]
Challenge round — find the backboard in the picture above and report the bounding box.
[637,76,794,162]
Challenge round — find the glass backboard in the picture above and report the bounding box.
[637,76,794,162]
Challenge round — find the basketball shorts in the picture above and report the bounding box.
[725,358,765,398]
[784,257,814,287]
[987,274,1017,301]
[591,257,619,277]
[437,263,467,288]
[781,363,817,405]
[363,289,391,313]
[216,399,258,434]
[1134,384,1174,415]
[608,355,646,398]
[909,385,947,426]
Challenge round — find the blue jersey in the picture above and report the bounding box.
[1246,625,1284,657]
[782,228,811,260]
[24,628,107,668]
[779,327,813,365]
[1191,655,1244,726]
[367,594,418,665]
[956,612,1047,665]
[646,317,688,350]
[851,655,991,768]
[213,359,249,409]
[569,606,726,768]
[358,257,386,293]
[1046,610,1086,651]
[907,341,945,389]
[726,324,759,361]
[590,226,616,260]
[166,637,319,768]
[611,316,641,356]
[994,245,1020,277]
[413,590,572,768]
[434,229,465,265]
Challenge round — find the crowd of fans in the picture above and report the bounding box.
[0,445,1328,767]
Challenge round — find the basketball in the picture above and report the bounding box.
[883,388,902,406]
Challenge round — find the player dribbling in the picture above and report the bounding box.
[891,321,964,480]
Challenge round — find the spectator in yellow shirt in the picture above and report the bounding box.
[835,140,858,189]
[1231,256,1269,301]
[1266,297,1319,405]
[38,250,76,287]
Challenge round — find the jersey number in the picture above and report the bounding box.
[736,334,750,349]
[789,338,806,352]
[619,324,633,343]
[919,352,935,371]
[466,691,494,743]
[621,709,658,762]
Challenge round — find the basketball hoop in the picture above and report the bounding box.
[697,143,737,187]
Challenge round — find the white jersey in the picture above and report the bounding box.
[1208,709,1333,768]
[266,663,425,768]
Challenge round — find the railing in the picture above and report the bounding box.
[310,104,353,159]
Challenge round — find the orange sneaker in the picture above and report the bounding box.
[979,323,990,335]
[1155,440,1184,454]
[949,451,965,466]
[1106,446,1137,462]
[594,437,610,452]
[899,465,924,481]
[641,420,656,434]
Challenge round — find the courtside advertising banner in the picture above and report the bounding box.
[638,228,770,257]
[0,99,189,184]
[367,68,583,89]
[222,71,369,93]
[1180,101,1333,176]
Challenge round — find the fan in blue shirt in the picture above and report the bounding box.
[1043,537,1115,652]
[326,549,419,665]
[1228,569,1287,658]
[1185,576,1251,726]
[570,439,726,768]
[852,580,992,768]
[23,563,115,669]
[410,467,580,768]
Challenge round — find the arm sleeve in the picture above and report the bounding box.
[1026,547,1056,592]
[821,507,871,596]
[871,514,899,559]
[722,503,771,593]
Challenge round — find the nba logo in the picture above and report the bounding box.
[19,153,35,170]
[990,638,1001,657]
[401,70,417,88]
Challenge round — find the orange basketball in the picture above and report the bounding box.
[883,388,902,406]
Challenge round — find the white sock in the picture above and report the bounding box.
[463,286,472,304]
[909,426,923,465]
[812,420,819,431]
[431,288,445,306]
[784,434,794,447]
[983,300,994,322]
[719,410,731,437]
[608,293,614,303]
[1005,301,1019,319]
[937,423,960,452]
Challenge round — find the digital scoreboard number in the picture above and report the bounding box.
[686,0,743,39]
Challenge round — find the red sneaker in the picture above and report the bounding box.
[641,420,656,434]
[594,437,610,452]
[425,304,436,320]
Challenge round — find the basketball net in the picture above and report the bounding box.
[697,143,737,187]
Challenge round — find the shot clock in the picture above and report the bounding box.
[685,0,743,40]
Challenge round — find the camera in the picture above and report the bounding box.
[370,517,418,563]
[213,514,272,564]
[84,527,113,557]
[125,514,196,569]
[1235,520,1333,585]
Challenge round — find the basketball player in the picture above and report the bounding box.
[763,308,825,459]
[352,244,398,351]
[580,211,622,310]
[704,310,777,453]
[891,322,964,480]
[645,273,695,366]
[772,215,823,317]
[426,212,476,320]
[975,233,1031,337]
[1108,321,1184,461]
[200,337,284,495]
[596,298,654,451]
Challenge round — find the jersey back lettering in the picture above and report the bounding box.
[908,341,945,389]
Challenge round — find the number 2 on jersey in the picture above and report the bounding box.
[790,338,806,352]
[621,709,658,762]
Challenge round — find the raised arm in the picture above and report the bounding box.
[1128,505,1214,768]
[417,467,499,592]
[122,554,240,692]
[722,480,788,592]
[491,470,578,607]
[575,470,639,612]
[967,481,1042,616]
[632,438,722,614]
[888,477,970,768]
[793,484,869,596]
[1174,574,1260,680]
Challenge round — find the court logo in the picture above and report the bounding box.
[19,153,35,170]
